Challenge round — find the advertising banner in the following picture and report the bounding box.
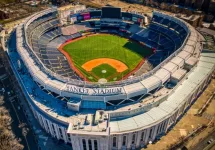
[82,13,90,20]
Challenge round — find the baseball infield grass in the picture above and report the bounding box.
[63,34,153,82]
[92,64,117,79]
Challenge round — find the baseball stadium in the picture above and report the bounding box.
[4,4,215,150]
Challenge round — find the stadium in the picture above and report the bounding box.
[4,4,215,150]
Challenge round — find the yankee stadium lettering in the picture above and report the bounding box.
[92,88,122,95]
[66,85,123,95]
[66,85,89,94]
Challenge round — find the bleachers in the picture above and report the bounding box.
[26,14,82,79]
[26,12,58,41]
[131,28,175,66]
[131,13,188,67]
[71,32,82,39]
[152,13,187,42]
[26,10,189,83]
[128,24,143,34]
[61,22,92,35]
[39,33,81,78]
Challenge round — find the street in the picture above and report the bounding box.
[0,67,38,150]
[191,129,215,150]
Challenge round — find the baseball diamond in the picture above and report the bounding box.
[60,34,152,82]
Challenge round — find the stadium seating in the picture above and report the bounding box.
[25,10,189,82]
[26,13,83,79]
[39,33,81,78]
[128,24,143,34]
[61,22,92,35]
[131,27,175,66]
[130,13,188,67]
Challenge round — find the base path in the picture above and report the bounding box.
[82,58,128,72]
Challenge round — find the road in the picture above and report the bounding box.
[191,130,215,150]
[0,65,39,150]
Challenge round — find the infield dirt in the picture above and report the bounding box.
[82,58,128,73]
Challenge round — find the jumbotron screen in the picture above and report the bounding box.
[101,7,121,19]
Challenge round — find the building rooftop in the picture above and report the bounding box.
[171,68,187,81]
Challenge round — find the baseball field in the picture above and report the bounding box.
[61,34,153,82]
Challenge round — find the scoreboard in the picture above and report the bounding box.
[101,7,121,19]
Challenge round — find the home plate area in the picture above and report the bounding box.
[81,58,129,82]
[89,63,122,82]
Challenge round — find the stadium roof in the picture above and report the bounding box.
[183,45,195,54]
[170,56,184,67]
[197,27,215,36]
[140,76,162,92]
[171,69,187,81]
[154,68,171,83]
[109,51,215,133]
[124,82,146,97]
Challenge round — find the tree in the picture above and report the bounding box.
[0,97,24,150]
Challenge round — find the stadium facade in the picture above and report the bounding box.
[4,5,215,150]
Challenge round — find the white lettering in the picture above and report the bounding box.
[66,85,123,95]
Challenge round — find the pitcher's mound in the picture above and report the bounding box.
[102,70,107,73]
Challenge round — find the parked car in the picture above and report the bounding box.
[207,138,214,144]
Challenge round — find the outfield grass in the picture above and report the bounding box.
[63,34,152,82]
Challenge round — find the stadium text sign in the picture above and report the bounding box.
[66,85,123,95]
